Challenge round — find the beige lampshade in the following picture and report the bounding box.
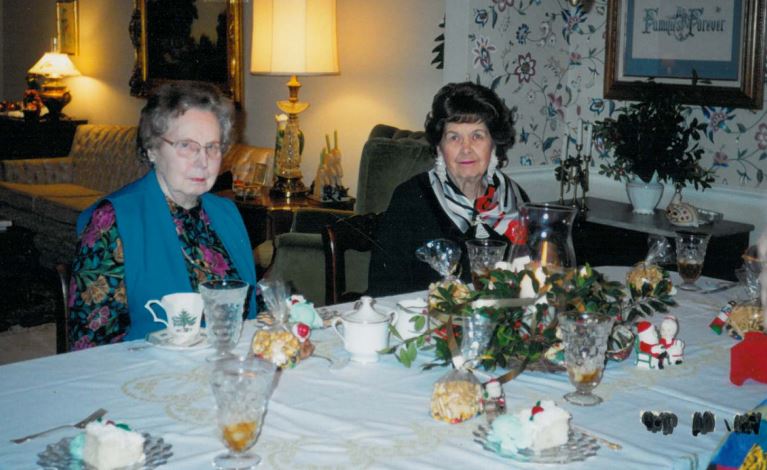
[28,52,81,79]
[250,0,339,75]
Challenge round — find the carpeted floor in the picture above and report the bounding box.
[0,225,62,364]
[0,323,56,365]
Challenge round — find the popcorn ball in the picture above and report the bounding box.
[430,379,483,424]
[251,329,303,368]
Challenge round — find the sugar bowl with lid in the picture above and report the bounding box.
[331,296,397,363]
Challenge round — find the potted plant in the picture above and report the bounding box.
[594,83,715,214]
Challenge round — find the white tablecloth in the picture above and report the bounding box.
[1,267,764,469]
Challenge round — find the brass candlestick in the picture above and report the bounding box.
[556,145,591,214]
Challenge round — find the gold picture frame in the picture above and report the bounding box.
[604,0,766,109]
[56,0,79,55]
[128,0,243,105]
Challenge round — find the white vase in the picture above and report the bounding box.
[626,175,664,215]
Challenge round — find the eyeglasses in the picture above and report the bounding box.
[160,137,223,160]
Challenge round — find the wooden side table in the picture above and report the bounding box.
[0,115,87,158]
[569,197,754,281]
[216,188,355,248]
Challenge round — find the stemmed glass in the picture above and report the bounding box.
[458,310,496,369]
[466,239,508,290]
[200,280,250,362]
[559,311,614,406]
[210,356,277,469]
[675,231,710,291]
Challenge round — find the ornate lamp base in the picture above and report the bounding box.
[270,176,307,199]
[39,84,71,121]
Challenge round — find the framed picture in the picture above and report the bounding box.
[56,0,79,55]
[604,0,766,109]
[128,0,243,105]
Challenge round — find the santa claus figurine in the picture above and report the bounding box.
[636,321,667,370]
[659,315,684,365]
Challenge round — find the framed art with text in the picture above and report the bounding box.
[56,0,79,55]
[604,0,766,109]
[128,0,243,105]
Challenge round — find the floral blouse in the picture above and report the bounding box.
[68,198,242,350]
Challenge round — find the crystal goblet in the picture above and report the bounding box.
[210,356,277,469]
[675,231,710,291]
[559,311,614,406]
[466,239,508,290]
[200,280,250,362]
[458,310,496,369]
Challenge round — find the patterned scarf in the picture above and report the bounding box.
[428,165,526,244]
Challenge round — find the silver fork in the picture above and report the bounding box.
[11,408,107,444]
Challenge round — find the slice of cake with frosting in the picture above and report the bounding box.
[487,400,571,453]
[70,420,145,470]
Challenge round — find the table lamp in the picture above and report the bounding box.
[27,44,81,121]
[250,0,339,199]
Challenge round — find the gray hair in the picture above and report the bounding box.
[137,82,234,163]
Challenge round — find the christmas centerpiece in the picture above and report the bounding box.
[385,225,677,376]
[385,262,676,373]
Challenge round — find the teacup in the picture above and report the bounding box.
[144,293,204,345]
[331,296,397,363]
[394,298,428,340]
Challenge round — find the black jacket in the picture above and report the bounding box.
[368,172,527,297]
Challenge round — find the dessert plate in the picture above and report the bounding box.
[473,425,599,463]
[146,329,209,351]
[37,432,173,469]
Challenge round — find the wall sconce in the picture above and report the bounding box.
[250,0,340,199]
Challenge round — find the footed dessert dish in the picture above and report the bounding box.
[487,400,570,453]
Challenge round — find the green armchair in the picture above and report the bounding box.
[266,124,434,305]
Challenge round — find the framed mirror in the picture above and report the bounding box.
[604,0,765,109]
[129,0,243,105]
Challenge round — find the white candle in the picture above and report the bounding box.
[561,131,569,161]
[583,122,593,156]
[577,120,584,147]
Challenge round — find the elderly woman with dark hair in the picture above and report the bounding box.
[368,82,529,296]
[68,82,257,349]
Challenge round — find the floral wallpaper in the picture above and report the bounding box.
[466,0,767,192]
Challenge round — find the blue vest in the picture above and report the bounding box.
[77,170,257,341]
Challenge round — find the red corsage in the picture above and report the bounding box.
[504,219,528,245]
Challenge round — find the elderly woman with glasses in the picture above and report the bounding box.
[368,82,528,296]
[68,82,257,349]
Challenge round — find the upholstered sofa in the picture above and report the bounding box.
[266,124,434,305]
[0,124,271,268]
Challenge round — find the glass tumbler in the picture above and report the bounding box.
[675,231,710,291]
[210,356,277,469]
[559,311,615,406]
[201,280,250,362]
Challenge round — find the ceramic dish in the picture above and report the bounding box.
[473,425,599,464]
[37,432,173,469]
[145,329,209,351]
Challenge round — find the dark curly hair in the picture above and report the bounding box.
[424,82,514,167]
[137,81,234,164]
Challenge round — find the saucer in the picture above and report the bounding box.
[146,329,209,351]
